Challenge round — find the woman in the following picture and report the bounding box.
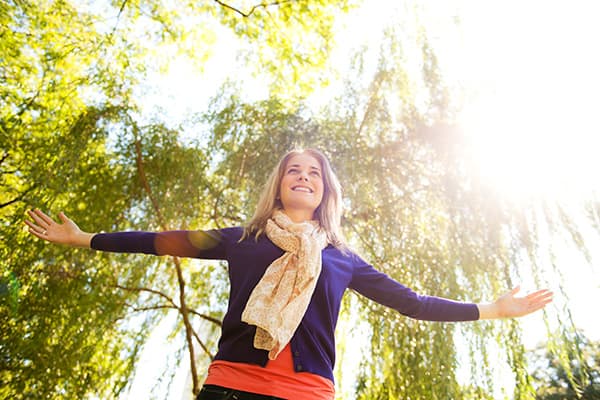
[26,148,553,400]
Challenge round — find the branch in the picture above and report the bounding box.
[129,304,178,313]
[114,284,179,308]
[211,186,224,226]
[173,255,200,394]
[0,186,34,209]
[117,0,128,17]
[213,0,294,17]
[14,91,40,119]
[43,267,216,377]
[345,219,386,267]
[0,195,24,209]
[191,327,215,360]
[188,309,222,327]
[110,0,129,36]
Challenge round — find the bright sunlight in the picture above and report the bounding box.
[450,1,600,201]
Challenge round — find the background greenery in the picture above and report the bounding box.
[1,1,598,399]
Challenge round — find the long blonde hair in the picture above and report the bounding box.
[243,148,346,249]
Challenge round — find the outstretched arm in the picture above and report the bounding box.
[477,286,553,320]
[25,208,229,259]
[25,209,94,248]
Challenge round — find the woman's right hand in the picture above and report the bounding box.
[25,209,94,248]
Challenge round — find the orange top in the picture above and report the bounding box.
[204,343,335,400]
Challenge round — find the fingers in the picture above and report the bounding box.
[519,289,553,316]
[25,209,60,240]
[35,209,54,225]
[24,219,42,233]
[509,287,553,303]
[28,227,47,240]
[58,212,70,224]
[525,288,553,298]
[25,219,49,240]
[526,294,553,313]
[525,289,554,305]
[24,220,42,235]
[497,286,554,318]
[27,209,51,228]
[525,302,547,316]
[40,210,52,224]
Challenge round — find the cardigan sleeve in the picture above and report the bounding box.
[90,228,231,260]
[348,254,479,321]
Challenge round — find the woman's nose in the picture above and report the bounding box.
[297,171,309,181]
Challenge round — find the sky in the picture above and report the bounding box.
[122,1,600,398]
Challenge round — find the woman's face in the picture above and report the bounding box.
[279,153,324,219]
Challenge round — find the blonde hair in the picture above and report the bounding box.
[243,148,346,249]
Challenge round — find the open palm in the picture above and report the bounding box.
[25,209,84,246]
[495,286,553,318]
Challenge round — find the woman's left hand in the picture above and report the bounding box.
[478,286,553,319]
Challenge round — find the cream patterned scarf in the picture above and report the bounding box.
[241,210,328,360]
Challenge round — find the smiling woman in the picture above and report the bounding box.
[25,147,553,400]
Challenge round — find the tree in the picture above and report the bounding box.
[1,2,141,395]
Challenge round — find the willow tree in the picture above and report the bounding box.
[325,28,598,400]
[324,23,599,400]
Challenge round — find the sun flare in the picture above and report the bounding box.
[452,2,600,202]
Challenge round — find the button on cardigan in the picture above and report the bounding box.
[91,226,479,382]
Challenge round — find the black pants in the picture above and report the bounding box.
[195,384,287,400]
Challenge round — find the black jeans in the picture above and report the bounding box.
[195,384,287,400]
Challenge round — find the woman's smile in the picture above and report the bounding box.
[291,185,314,193]
[279,154,324,221]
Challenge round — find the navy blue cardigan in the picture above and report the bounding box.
[91,227,479,382]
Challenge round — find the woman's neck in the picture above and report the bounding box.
[282,208,315,223]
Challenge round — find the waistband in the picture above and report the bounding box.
[196,384,287,400]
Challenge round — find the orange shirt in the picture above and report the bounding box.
[204,343,335,400]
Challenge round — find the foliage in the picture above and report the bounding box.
[1,1,140,395]
[103,0,356,99]
[529,333,600,399]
